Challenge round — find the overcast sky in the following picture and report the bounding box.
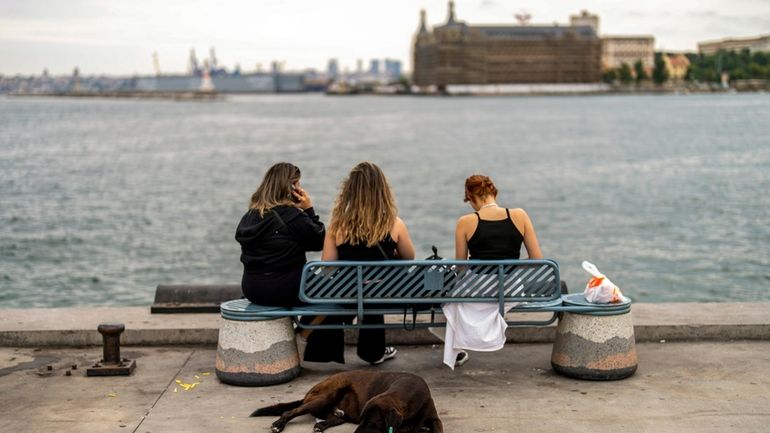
[1,0,769,76]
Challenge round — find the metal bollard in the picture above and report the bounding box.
[87,322,136,376]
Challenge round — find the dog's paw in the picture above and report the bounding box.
[333,408,345,418]
[270,423,283,433]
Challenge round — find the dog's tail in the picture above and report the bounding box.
[250,399,304,417]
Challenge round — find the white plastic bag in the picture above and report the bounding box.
[582,261,625,304]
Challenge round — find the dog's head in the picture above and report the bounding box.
[354,401,403,433]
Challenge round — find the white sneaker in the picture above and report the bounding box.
[371,346,398,365]
[455,350,469,367]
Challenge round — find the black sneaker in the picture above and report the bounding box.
[455,350,470,367]
[371,346,397,365]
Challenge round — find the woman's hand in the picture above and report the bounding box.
[292,186,313,211]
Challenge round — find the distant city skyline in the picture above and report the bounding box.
[1,0,769,76]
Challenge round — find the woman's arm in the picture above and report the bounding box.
[321,231,339,261]
[289,207,326,251]
[455,216,470,260]
[515,209,543,259]
[392,217,415,260]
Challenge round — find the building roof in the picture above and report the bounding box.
[601,35,655,41]
[435,24,598,39]
[699,34,770,46]
[666,54,690,68]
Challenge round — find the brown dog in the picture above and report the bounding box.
[251,370,443,433]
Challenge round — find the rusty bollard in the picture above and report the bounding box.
[86,323,136,377]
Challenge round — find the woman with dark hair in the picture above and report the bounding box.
[235,162,325,306]
[314,161,416,365]
[438,174,543,368]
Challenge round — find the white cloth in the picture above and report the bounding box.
[430,301,519,369]
[430,272,524,369]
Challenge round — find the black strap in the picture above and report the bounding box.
[375,242,390,260]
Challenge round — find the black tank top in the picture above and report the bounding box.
[337,234,398,261]
[467,208,524,260]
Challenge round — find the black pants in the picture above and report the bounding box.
[241,268,384,364]
[302,314,385,364]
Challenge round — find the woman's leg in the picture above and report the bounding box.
[240,269,302,306]
[303,316,347,363]
[356,315,386,363]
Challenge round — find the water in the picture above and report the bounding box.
[1,93,769,307]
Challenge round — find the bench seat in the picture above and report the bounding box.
[220,259,631,328]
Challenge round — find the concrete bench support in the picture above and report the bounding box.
[215,316,300,386]
[551,310,637,380]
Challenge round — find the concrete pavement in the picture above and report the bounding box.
[1,342,769,433]
[2,303,770,432]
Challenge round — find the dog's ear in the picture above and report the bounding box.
[384,408,403,432]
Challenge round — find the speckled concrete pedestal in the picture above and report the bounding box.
[215,317,300,386]
[551,311,637,380]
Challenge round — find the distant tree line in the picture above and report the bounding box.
[602,54,668,85]
[686,49,770,82]
[602,50,770,86]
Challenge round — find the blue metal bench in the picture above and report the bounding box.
[220,259,631,327]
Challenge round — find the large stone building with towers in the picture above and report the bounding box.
[412,2,603,88]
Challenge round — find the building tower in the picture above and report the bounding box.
[369,59,380,75]
[152,52,161,76]
[446,1,456,25]
[327,58,339,78]
[412,9,437,87]
[570,10,599,34]
[188,49,200,76]
[209,47,219,75]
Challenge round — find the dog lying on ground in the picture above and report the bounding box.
[251,370,443,433]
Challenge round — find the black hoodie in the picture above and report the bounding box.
[235,205,325,273]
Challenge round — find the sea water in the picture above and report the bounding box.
[1,93,769,307]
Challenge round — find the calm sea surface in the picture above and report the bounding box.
[1,93,769,307]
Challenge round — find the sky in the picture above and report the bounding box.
[1,0,769,76]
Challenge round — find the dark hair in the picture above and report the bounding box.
[464,174,498,202]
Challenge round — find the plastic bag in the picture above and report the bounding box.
[582,261,625,304]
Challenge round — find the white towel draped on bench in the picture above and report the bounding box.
[431,301,519,369]
[430,272,524,369]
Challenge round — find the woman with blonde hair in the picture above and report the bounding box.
[313,161,415,364]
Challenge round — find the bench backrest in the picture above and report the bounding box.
[299,259,560,305]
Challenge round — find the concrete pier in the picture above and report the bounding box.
[1,302,769,432]
[1,302,769,347]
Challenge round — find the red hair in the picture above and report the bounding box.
[464,174,498,202]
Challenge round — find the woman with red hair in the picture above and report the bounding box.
[441,174,543,368]
[455,174,542,262]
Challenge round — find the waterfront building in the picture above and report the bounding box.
[412,2,602,88]
[698,34,770,55]
[566,11,654,74]
[662,53,690,81]
[600,36,655,72]
[569,10,599,34]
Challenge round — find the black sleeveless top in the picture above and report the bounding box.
[467,208,524,260]
[337,234,398,261]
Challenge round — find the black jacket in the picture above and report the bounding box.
[235,205,325,273]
